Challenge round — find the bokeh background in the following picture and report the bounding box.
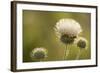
[23,10,91,62]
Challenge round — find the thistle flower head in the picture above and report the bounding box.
[55,18,82,44]
[75,37,88,50]
[55,18,82,37]
[30,47,48,60]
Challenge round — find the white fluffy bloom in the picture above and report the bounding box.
[32,48,47,53]
[55,18,82,37]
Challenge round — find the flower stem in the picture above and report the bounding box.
[64,45,70,60]
[76,49,81,60]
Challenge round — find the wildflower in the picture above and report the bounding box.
[30,47,48,60]
[55,18,82,44]
[55,18,82,60]
[75,37,88,59]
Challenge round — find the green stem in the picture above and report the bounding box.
[76,49,81,60]
[64,45,70,60]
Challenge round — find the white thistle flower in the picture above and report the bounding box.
[55,18,82,37]
[30,47,48,60]
[75,37,88,50]
[55,18,82,44]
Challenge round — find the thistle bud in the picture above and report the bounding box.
[76,37,88,49]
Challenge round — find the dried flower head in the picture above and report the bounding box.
[55,18,82,44]
[30,47,48,60]
[75,37,88,50]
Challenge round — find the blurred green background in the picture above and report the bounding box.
[23,10,91,62]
